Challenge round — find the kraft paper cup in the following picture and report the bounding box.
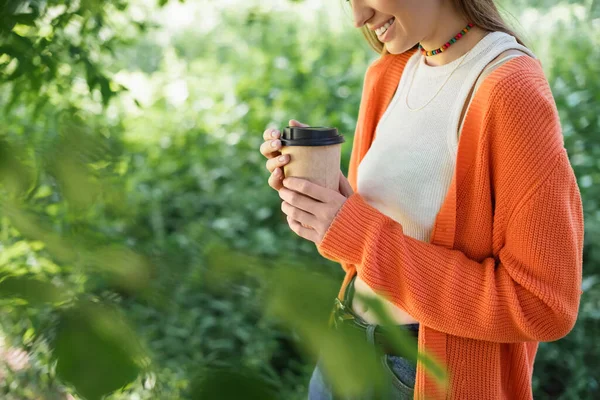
[280,126,345,230]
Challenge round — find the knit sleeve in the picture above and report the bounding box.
[316,148,583,343]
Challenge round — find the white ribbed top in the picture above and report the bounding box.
[356,31,536,243]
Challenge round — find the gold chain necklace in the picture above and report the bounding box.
[405,47,473,112]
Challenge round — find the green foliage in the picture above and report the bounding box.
[0,0,134,109]
[0,0,598,399]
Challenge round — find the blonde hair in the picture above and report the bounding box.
[355,0,525,56]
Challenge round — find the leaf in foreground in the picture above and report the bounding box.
[53,300,145,400]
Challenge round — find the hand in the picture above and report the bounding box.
[260,119,309,191]
[338,170,354,198]
[279,176,349,246]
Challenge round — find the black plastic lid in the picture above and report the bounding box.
[281,126,345,146]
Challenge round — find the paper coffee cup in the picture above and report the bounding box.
[279,126,345,230]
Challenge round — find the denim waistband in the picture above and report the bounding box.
[344,273,419,332]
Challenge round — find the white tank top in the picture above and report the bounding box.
[356,31,536,243]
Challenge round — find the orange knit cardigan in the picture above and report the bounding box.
[316,48,584,399]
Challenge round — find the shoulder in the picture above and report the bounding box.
[476,54,557,123]
[473,54,565,174]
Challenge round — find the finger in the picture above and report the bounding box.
[263,127,281,141]
[268,167,284,191]
[265,153,290,174]
[281,200,319,229]
[279,186,322,216]
[338,171,353,197]
[260,138,282,159]
[289,120,309,127]
[282,177,329,203]
[287,215,320,243]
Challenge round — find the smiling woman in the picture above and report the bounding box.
[258,0,584,399]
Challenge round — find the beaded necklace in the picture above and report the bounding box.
[418,22,475,56]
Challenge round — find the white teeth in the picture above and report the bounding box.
[376,18,395,36]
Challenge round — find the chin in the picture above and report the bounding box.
[385,40,417,55]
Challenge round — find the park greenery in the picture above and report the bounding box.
[0,0,598,399]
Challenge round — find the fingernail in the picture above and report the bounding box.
[274,168,281,175]
[271,140,279,148]
[278,155,286,162]
[271,130,279,138]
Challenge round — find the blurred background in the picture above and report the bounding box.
[0,0,598,399]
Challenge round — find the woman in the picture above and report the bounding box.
[259,0,584,399]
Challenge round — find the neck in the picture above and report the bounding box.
[420,17,488,67]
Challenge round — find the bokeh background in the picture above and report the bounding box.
[0,0,598,399]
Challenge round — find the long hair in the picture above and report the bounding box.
[357,0,526,56]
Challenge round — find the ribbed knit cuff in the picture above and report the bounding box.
[316,192,391,265]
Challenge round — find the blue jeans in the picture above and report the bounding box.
[308,275,417,399]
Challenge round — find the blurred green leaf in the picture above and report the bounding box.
[189,366,277,400]
[0,136,37,198]
[85,245,153,294]
[3,202,81,265]
[53,300,145,400]
[264,266,393,397]
[0,274,67,304]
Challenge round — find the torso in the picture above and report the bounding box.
[350,48,530,326]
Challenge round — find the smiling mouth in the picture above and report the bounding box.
[376,17,395,37]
